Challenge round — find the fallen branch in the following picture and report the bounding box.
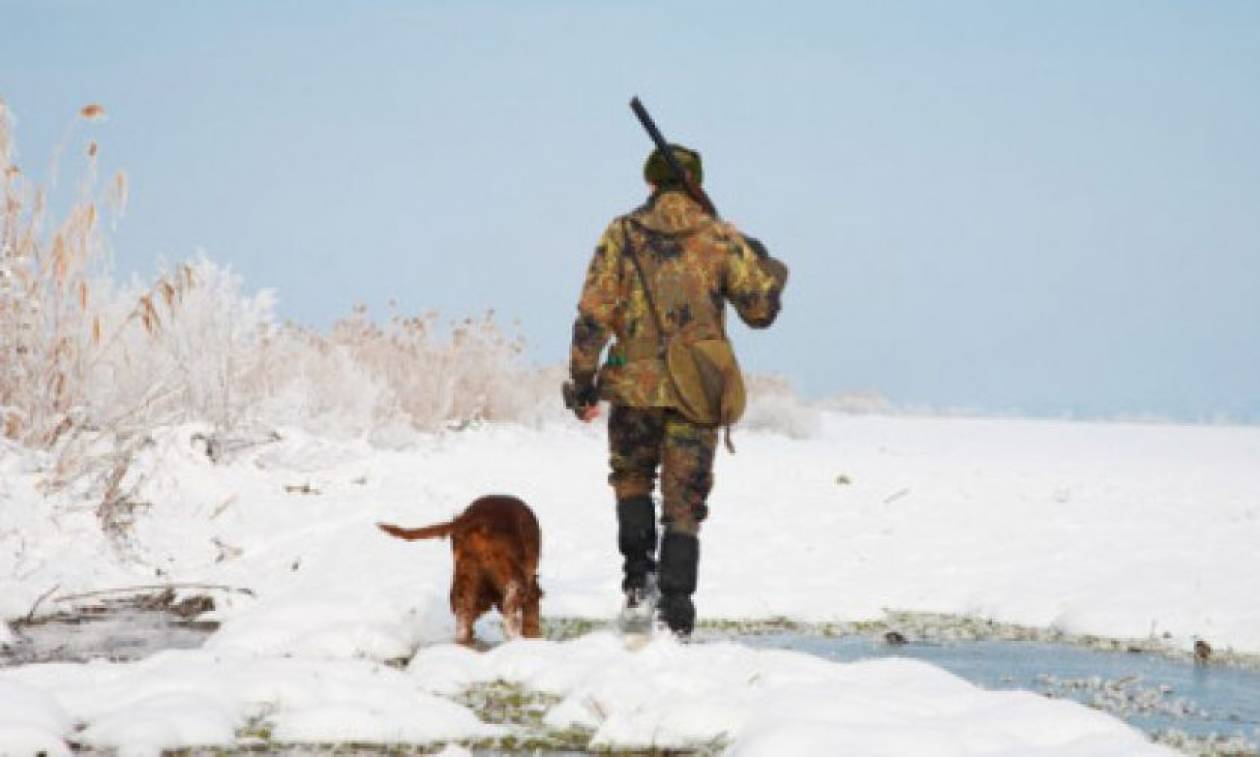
[52,583,256,604]
[884,487,911,504]
[24,583,61,623]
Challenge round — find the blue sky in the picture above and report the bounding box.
[3,1,1258,421]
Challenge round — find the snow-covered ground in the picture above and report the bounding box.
[3,411,1257,754]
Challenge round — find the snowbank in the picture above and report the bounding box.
[408,633,1166,755]
[0,650,500,754]
[0,680,71,756]
[0,635,1167,755]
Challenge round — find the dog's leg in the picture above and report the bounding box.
[455,616,474,647]
[521,575,542,638]
[501,580,525,640]
[451,568,477,647]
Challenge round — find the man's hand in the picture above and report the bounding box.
[562,376,600,422]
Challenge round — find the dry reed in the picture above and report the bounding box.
[1,99,126,446]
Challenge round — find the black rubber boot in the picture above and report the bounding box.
[616,495,657,593]
[657,530,699,637]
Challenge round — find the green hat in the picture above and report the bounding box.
[644,144,703,187]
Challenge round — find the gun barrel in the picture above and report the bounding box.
[629,96,719,218]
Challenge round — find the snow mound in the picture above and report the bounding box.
[0,632,1168,755]
[205,597,424,660]
[408,633,1170,755]
[0,680,71,756]
[0,649,501,753]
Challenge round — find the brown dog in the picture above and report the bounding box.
[378,495,542,646]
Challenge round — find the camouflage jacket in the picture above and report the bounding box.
[570,190,787,408]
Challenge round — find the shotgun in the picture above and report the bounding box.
[629,96,769,259]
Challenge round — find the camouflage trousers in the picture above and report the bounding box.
[607,404,718,535]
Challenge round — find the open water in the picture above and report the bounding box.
[744,632,1260,750]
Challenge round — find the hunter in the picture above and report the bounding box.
[567,144,788,636]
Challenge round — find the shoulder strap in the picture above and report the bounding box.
[624,218,732,345]
[621,219,670,359]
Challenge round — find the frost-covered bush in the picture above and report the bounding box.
[252,319,395,439]
[740,374,820,439]
[82,258,276,434]
[819,390,893,415]
[256,307,546,439]
[81,275,545,440]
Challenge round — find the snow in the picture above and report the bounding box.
[0,635,1164,755]
[0,649,501,754]
[0,680,72,757]
[4,411,1255,753]
[409,632,1161,754]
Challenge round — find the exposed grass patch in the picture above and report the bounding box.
[171,743,453,755]
[1153,729,1259,757]
[234,709,274,743]
[181,742,723,756]
[194,680,686,755]
[457,679,591,752]
[540,615,607,641]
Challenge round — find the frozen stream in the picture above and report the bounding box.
[4,608,1260,752]
[743,633,1260,750]
[2,610,215,666]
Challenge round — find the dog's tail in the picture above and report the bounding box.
[377,520,455,541]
